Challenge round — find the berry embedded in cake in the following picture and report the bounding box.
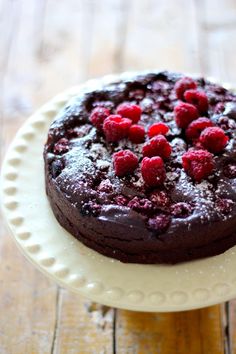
[44,71,236,264]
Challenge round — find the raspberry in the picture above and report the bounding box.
[184,89,209,114]
[142,135,172,159]
[147,214,171,233]
[97,179,113,193]
[53,138,69,154]
[129,124,145,143]
[182,149,215,182]
[186,117,214,140]
[115,195,128,206]
[199,127,229,153]
[174,77,197,100]
[148,122,169,138]
[128,197,153,214]
[141,156,166,187]
[174,102,199,129]
[150,190,170,208]
[224,164,236,179]
[116,103,142,123]
[103,115,132,142]
[113,150,138,177]
[89,107,110,131]
[215,198,234,215]
[170,202,192,218]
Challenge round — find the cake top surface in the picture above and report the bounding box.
[44,71,236,241]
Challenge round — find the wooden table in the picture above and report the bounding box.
[1,0,236,352]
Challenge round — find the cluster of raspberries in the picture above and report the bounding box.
[89,77,229,186]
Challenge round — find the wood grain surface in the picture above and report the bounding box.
[1,0,236,353]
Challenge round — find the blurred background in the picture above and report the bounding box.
[1,0,236,353]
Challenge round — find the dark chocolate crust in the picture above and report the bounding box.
[44,71,236,264]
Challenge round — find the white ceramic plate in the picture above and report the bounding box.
[1,72,236,312]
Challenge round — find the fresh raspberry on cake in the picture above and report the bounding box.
[186,117,214,140]
[129,124,145,143]
[142,135,172,159]
[141,156,166,186]
[174,102,199,129]
[174,77,197,100]
[103,115,132,142]
[148,122,169,138]
[116,103,142,123]
[89,107,110,131]
[182,149,215,182]
[113,150,138,177]
[199,127,229,153]
[184,89,209,114]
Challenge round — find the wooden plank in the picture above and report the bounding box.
[228,300,236,353]
[122,0,201,74]
[0,1,58,353]
[203,28,236,83]
[1,0,46,109]
[0,230,57,354]
[194,0,236,82]
[86,0,130,76]
[115,306,224,354]
[42,2,123,352]
[52,289,115,353]
[203,0,236,28]
[35,0,96,101]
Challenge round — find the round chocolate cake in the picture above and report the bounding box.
[44,71,236,264]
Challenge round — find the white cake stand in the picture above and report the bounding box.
[1,73,236,312]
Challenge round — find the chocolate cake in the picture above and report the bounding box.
[44,71,236,264]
